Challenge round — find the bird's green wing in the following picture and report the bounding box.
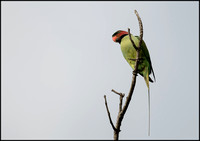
[135,36,156,81]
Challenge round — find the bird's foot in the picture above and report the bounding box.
[132,70,138,76]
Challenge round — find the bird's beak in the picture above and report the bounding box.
[112,36,118,42]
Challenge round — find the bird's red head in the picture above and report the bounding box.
[112,30,128,43]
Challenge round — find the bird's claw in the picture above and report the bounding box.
[129,58,144,62]
[132,70,138,75]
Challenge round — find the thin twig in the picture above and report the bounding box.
[111,89,123,96]
[111,89,125,112]
[128,28,138,51]
[119,95,124,112]
[104,95,117,132]
[134,10,143,48]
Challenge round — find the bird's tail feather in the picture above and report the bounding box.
[148,88,150,136]
[144,68,149,89]
[144,68,150,136]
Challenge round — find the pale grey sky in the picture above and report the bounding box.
[1,1,199,140]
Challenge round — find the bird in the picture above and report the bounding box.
[112,30,156,136]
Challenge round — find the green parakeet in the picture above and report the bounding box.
[112,30,156,136]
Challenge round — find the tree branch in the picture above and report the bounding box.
[111,89,123,96]
[134,10,143,49]
[111,89,125,112]
[104,10,144,140]
[119,94,124,112]
[128,28,138,51]
[114,10,143,140]
[114,71,138,140]
[104,95,117,132]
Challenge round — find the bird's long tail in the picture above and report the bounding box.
[144,67,150,136]
[148,88,150,136]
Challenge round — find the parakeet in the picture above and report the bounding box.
[112,30,155,136]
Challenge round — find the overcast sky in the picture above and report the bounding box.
[1,1,199,140]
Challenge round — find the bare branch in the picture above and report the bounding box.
[119,94,124,112]
[134,10,143,49]
[114,69,138,140]
[128,28,138,51]
[111,89,125,113]
[111,89,125,97]
[104,95,117,132]
[113,10,144,140]
[104,10,144,140]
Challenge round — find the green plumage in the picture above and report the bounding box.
[120,35,155,89]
